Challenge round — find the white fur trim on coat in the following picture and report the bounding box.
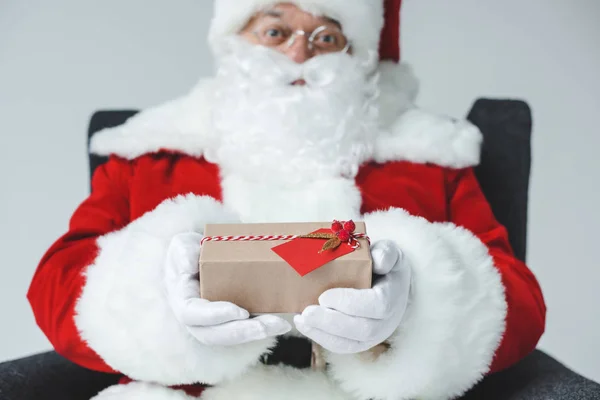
[91,382,197,400]
[74,194,278,386]
[208,0,384,68]
[375,107,483,169]
[324,208,507,400]
[89,79,216,161]
[90,66,482,169]
[201,365,350,400]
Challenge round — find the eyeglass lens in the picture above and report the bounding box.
[253,21,349,53]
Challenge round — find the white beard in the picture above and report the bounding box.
[205,39,380,187]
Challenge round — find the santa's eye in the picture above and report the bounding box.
[319,34,336,44]
[313,28,347,51]
[266,28,283,38]
[254,23,290,46]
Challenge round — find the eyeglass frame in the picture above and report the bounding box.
[252,24,352,54]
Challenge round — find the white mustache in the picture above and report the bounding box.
[217,37,375,88]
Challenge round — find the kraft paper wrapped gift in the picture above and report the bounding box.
[199,222,373,314]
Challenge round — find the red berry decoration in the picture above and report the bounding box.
[331,221,343,233]
[343,220,356,233]
[337,229,351,242]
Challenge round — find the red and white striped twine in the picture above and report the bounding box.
[200,233,369,247]
[200,235,299,245]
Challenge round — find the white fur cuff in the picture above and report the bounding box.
[201,365,350,400]
[91,382,198,400]
[75,194,276,386]
[325,208,507,400]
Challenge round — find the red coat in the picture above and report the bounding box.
[27,101,545,400]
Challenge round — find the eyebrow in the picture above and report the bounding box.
[263,9,283,19]
[261,9,342,28]
[323,16,342,29]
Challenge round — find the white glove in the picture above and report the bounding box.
[294,240,411,354]
[164,232,292,346]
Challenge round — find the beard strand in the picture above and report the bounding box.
[206,38,380,186]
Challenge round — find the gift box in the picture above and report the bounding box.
[199,221,373,314]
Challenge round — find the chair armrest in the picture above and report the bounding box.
[462,350,600,399]
[0,352,120,400]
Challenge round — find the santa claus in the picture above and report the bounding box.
[27,0,546,399]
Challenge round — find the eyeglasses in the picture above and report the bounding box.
[252,22,351,54]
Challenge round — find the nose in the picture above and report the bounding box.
[283,36,313,64]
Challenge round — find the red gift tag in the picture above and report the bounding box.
[271,229,356,277]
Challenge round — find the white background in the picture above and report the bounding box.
[1,0,599,383]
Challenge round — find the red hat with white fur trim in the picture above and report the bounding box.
[208,0,403,68]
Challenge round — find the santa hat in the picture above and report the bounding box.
[208,0,403,67]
